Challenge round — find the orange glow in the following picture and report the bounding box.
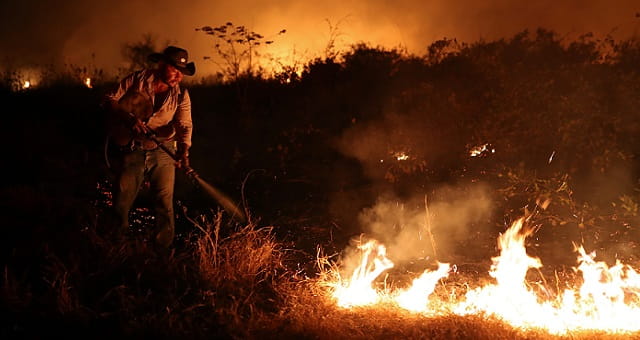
[394,151,409,161]
[22,80,31,89]
[456,218,640,334]
[84,77,92,88]
[394,262,450,312]
[322,215,640,335]
[469,143,495,157]
[329,239,394,307]
[326,239,449,310]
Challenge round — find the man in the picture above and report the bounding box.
[104,46,195,250]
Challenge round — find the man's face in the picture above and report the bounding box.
[159,62,184,87]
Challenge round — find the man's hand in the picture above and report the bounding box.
[131,117,150,136]
[176,143,190,169]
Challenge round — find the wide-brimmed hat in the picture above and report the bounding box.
[148,46,196,76]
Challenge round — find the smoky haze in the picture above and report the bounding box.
[358,184,494,264]
[1,0,638,78]
[333,185,494,279]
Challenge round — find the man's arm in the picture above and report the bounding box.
[174,88,193,168]
[103,72,138,123]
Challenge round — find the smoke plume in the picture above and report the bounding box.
[357,184,494,264]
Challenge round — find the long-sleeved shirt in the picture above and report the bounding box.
[105,69,193,148]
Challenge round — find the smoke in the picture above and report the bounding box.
[335,111,463,184]
[1,0,637,77]
[332,100,494,262]
[357,184,494,263]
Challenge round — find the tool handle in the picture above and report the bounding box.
[127,112,195,175]
[126,113,245,223]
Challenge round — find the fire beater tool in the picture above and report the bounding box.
[109,89,247,224]
[128,112,247,224]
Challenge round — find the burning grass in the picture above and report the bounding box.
[293,215,640,339]
[4,202,640,339]
[274,273,640,340]
[3,168,640,339]
[276,261,640,340]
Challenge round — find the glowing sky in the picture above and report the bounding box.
[1,0,638,78]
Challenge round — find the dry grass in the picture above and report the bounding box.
[4,208,640,339]
[251,247,640,339]
[187,211,290,337]
[267,276,640,340]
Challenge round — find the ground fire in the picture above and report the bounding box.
[322,214,640,335]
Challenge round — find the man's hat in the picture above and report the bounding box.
[149,46,196,76]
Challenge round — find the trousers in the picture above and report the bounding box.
[111,142,176,248]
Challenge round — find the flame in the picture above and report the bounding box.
[395,262,450,312]
[394,152,409,161]
[456,218,640,334]
[454,218,554,329]
[84,77,92,88]
[554,246,640,332]
[330,240,394,307]
[469,143,495,157]
[328,239,449,310]
[15,68,40,91]
[323,216,640,335]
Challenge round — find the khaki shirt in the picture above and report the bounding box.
[106,69,193,147]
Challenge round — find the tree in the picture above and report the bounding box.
[196,22,286,81]
[120,34,161,75]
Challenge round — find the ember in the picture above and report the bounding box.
[469,143,495,157]
[394,152,409,161]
